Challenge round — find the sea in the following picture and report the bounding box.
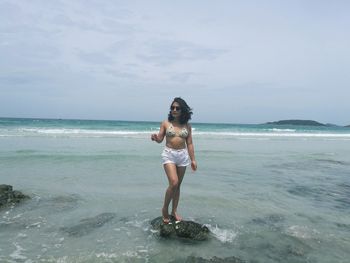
[0,117,349,263]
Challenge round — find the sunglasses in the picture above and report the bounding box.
[170,106,181,111]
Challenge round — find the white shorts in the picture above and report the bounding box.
[161,147,190,167]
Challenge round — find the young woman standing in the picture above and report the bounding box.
[151,97,197,224]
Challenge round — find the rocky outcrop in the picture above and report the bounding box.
[61,212,116,237]
[0,184,29,209]
[150,216,210,241]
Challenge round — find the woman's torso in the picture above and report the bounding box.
[165,121,188,149]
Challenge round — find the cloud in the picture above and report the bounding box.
[137,39,228,66]
[169,72,195,83]
[78,51,115,65]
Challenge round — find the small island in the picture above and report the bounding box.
[265,120,326,126]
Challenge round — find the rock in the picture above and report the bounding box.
[61,212,116,237]
[170,255,246,263]
[0,184,29,209]
[150,216,210,241]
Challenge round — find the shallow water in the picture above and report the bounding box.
[1,119,350,262]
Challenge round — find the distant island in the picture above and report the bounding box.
[265,120,326,126]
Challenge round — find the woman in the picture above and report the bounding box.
[151,97,197,224]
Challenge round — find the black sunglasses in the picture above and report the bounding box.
[170,106,181,111]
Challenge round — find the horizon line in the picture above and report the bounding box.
[0,116,349,127]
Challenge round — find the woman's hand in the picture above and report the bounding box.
[191,160,197,171]
[151,133,158,142]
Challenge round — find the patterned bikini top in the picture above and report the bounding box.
[166,123,189,138]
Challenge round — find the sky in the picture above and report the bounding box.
[1,0,350,125]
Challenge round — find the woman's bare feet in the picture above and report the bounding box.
[171,211,182,221]
[162,207,170,224]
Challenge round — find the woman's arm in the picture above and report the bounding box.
[151,121,166,143]
[186,124,197,171]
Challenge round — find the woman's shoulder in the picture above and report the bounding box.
[161,120,171,127]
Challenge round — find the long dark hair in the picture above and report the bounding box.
[168,97,193,124]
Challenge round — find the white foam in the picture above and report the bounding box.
[13,213,23,219]
[96,252,119,259]
[286,225,319,239]
[10,242,27,261]
[122,250,139,258]
[207,225,237,243]
[26,222,41,228]
[2,127,350,139]
[17,233,27,238]
[19,128,150,136]
[194,131,350,138]
[269,128,297,132]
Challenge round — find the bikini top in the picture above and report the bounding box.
[166,123,189,138]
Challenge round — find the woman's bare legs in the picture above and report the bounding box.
[171,166,186,221]
[162,164,186,223]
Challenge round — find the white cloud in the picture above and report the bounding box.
[1,0,350,124]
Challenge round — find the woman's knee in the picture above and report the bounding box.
[169,179,179,189]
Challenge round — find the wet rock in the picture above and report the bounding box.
[335,222,350,230]
[0,184,29,209]
[42,195,81,213]
[170,255,246,263]
[61,212,116,237]
[150,216,210,241]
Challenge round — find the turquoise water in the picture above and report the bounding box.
[0,118,350,262]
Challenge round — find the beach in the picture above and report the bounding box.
[1,118,350,262]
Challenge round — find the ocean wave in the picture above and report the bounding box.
[1,128,151,137]
[21,128,150,135]
[268,128,297,132]
[194,131,350,138]
[1,127,350,139]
